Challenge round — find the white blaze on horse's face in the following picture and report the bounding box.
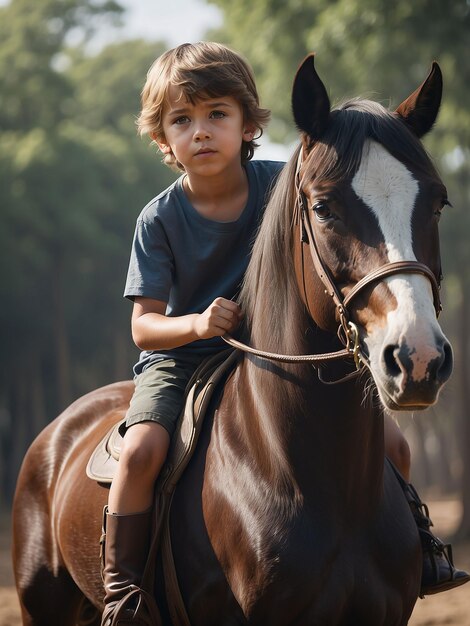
[351,140,451,409]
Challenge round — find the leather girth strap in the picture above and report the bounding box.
[139,348,239,626]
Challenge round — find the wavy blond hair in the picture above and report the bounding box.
[137,42,271,170]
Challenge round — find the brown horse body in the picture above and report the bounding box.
[13,58,451,625]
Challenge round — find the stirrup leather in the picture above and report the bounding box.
[421,529,455,575]
[403,481,433,529]
[102,585,162,626]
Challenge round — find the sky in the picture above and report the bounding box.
[102,0,292,161]
[114,0,223,47]
[0,0,291,159]
[0,0,223,43]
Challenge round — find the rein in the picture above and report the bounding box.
[223,148,442,374]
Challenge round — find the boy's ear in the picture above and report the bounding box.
[242,123,257,142]
[151,132,172,155]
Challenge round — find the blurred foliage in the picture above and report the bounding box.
[0,0,175,502]
[209,0,470,534]
[208,0,469,143]
[2,0,470,536]
[208,0,470,279]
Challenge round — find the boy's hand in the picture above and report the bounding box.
[193,297,242,340]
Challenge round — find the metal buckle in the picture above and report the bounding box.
[346,322,362,370]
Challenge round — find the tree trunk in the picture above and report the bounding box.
[430,409,456,493]
[411,415,433,489]
[114,328,130,382]
[31,351,48,435]
[0,389,11,510]
[53,251,72,411]
[9,373,30,503]
[457,278,470,539]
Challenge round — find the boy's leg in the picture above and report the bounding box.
[384,414,470,596]
[101,422,169,626]
[108,422,170,514]
[101,356,200,625]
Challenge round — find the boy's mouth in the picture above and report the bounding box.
[195,147,216,156]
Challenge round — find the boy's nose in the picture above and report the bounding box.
[193,126,211,141]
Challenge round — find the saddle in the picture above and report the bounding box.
[86,348,239,626]
[86,348,237,484]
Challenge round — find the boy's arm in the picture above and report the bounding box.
[131,296,242,351]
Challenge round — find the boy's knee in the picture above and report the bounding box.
[388,434,411,480]
[395,438,411,476]
[120,422,170,479]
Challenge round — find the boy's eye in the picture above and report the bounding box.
[210,110,226,119]
[174,116,190,125]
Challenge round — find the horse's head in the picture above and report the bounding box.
[291,55,452,410]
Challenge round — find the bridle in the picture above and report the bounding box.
[224,148,443,374]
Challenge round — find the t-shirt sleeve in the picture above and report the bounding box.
[123,216,174,303]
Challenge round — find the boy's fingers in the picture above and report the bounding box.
[216,315,236,329]
[212,303,238,320]
[214,297,241,313]
[217,308,236,321]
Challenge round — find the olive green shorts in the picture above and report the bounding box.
[120,355,203,438]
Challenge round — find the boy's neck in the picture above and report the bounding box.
[183,163,249,223]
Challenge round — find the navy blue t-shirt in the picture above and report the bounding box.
[124,159,284,374]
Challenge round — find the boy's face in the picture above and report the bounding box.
[155,86,255,177]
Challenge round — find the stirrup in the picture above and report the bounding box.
[403,482,433,529]
[419,528,470,597]
[424,530,454,569]
[102,585,162,626]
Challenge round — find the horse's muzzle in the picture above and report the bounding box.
[378,337,453,409]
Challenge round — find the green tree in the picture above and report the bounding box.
[208,0,470,537]
[0,0,174,504]
[0,0,124,132]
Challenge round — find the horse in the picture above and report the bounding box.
[12,55,452,626]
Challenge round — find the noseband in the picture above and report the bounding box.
[224,149,442,372]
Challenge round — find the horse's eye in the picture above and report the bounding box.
[435,198,452,221]
[312,202,333,221]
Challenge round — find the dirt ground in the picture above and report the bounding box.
[1,498,469,626]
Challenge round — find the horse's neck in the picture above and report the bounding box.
[231,353,385,517]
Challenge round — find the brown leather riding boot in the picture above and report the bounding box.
[100,507,161,626]
[404,482,470,597]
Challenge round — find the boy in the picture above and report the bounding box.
[101,42,283,625]
[101,42,468,626]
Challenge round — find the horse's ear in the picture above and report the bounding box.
[292,54,331,142]
[395,62,442,138]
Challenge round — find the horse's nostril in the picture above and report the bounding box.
[383,344,401,377]
[438,341,453,382]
